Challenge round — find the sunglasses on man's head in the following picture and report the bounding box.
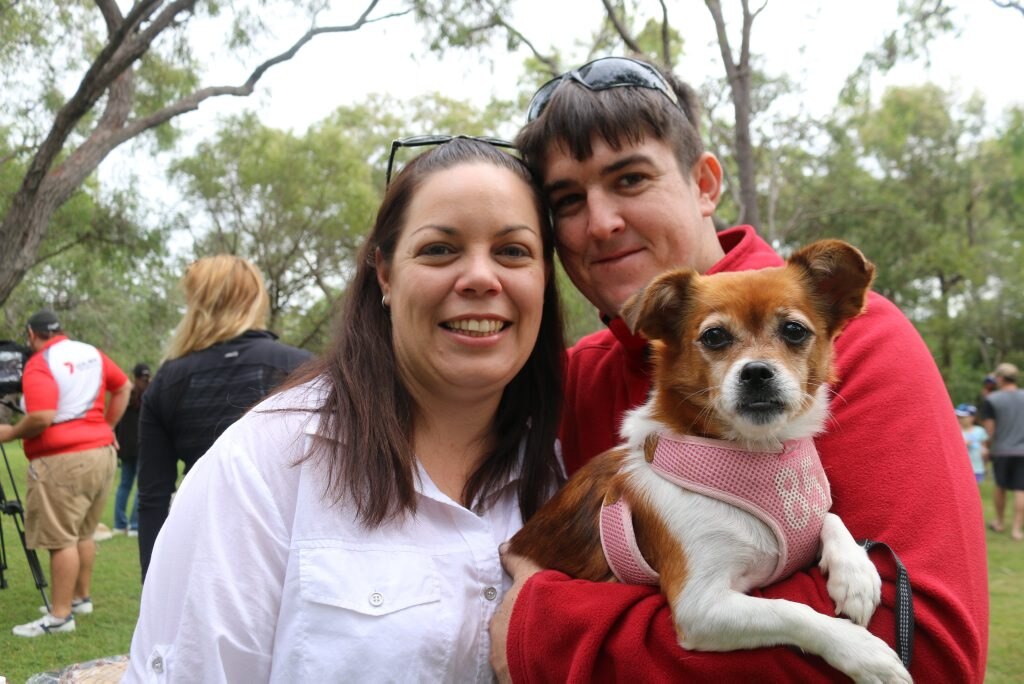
[385,135,518,187]
[526,56,681,122]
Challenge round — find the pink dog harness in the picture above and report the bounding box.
[599,433,832,586]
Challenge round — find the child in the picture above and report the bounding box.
[956,404,988,483]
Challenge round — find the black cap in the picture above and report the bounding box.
[133,363,152,378]
[27,309,62,334]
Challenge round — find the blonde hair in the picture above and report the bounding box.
[165,255,270,360]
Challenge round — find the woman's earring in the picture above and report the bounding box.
[381,295,390,309]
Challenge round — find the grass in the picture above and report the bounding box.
[0,443,1022,682]
[0,441,141,683]
[983,472,1024,684]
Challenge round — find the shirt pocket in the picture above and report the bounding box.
[293,545,452,681]
[299,545,442,616]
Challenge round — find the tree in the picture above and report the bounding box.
[168,93,535,350]
[0,193,180,372]
[0,0,410,308]
[703,0,764,228]
[992,0,1024,18]
[776,82,1024,394]
[169,111,379,347]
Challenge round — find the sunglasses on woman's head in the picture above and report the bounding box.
[385,135,518,187]
[526,56,681,122]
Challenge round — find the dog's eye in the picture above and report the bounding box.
[699,327,733,350]
[780,321,810,345]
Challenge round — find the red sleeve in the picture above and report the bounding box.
[101,351,129,392]
[508,293,988,683]
[22,356,59,413]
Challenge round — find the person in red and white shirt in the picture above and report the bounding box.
[0,309,130,637]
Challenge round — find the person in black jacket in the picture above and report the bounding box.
[112,363,151,536]
[137,255,312,580]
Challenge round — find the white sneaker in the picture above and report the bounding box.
[13,613,75,637]
[93,523,113,542]
[40,597,92,615]
[112,527,127,536]
[127,529,139,538]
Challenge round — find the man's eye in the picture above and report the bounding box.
[780,321,811,345]
[550,193,583,214]
[699,327,733,350]
[619,173,646,187]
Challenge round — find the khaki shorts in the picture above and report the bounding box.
[25,445,117,550]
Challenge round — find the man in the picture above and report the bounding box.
[490,56,988,681]
[112,363,151,536]
[980,362,1024,540]
[0,310,130,636]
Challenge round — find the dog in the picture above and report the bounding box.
[508,240,911,682]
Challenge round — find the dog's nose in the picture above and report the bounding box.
[740,362,775,386]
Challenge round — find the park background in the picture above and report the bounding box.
[1,0,1022,680]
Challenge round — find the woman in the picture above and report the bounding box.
[126,137,565,681]
[136,255,312,579]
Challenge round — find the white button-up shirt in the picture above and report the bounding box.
[126,381,529,683]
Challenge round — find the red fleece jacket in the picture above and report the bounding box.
[508,226,988,683]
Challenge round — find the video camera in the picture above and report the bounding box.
[0,340,30,396]
[0,340,50,606]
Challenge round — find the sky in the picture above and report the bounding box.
[206,0,1024,131]
[100,0,1024,218]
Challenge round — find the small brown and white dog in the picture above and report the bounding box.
[509,240,911,683]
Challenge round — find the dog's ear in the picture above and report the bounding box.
[620,268,697,342]
[787,240,876,336]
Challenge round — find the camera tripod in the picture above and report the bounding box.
[0,402,51,611]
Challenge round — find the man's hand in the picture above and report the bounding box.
[491,544,543,684]
[0,410,54,442]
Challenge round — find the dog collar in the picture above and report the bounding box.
[599,433,831,586]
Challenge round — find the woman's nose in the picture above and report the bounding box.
[456,253,502,295]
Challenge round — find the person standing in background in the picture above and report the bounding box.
[136,256,312,581]
[113,363,152,536]
[956,403,988,484]
[0,310,130,636]
[981,363,1024,540]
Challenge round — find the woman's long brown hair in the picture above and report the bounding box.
[286,138,565,527]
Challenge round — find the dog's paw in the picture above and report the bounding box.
[819,537,881,626]
[823,622,912,684]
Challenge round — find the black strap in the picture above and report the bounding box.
[860,539,914,669]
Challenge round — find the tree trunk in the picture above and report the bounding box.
[0,0,393,308]
[705,0,762,229]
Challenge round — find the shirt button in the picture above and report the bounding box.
[484,586,498,601]
[369,592,384,607]
[151,656,164,673]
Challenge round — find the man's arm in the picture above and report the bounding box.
[105,380,131,428]
[982,418,995,439]
[0,410,57,442]
[499,294,988,682]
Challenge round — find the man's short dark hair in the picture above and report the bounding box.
[26,309,62,337]
[515,59,705,177]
